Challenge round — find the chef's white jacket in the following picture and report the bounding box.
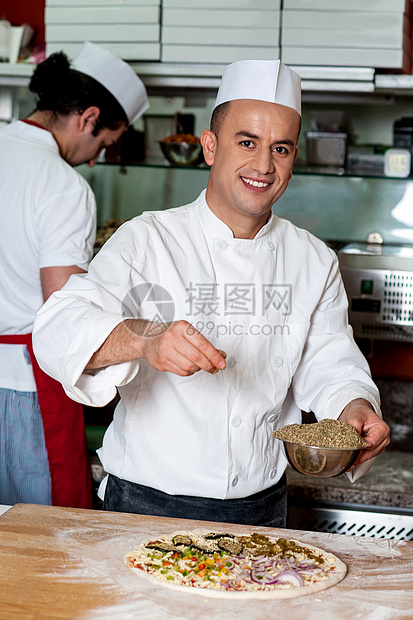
[33,190,381,498]
[0,121,96,391]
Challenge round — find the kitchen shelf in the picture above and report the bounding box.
[293,165,411,180]
[2,61,413,98]
[0,62,33,86]
[99,158,413,182]
[101,156,209,171]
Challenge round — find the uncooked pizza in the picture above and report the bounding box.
[125,529,347,599]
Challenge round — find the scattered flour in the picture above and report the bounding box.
[39,522,413,620]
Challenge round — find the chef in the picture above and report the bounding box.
[0,41,148,509]
[33,59,390,526]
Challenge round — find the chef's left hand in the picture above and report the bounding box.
[338,398,390,467]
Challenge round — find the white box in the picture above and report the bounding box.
[162,45,280,64]
[162,26,279,46]
[282,46,411,72]
[46,0,160,5]
[282,10,406,32]
[45,6,160,24]
[301,80,375,93]
[282,24,410,50]
[293,66,374,81]
[46,24,159,42]
[163,8,280,28]
[46,41,160,61]
[163,0,280,8]
[283,0,409,12]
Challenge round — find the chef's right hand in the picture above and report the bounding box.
[134,319,226,376]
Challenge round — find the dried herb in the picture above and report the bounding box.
[273,418,367,449]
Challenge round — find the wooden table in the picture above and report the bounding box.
[0,504,412,620]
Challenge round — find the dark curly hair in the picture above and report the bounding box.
[29,52,128,134]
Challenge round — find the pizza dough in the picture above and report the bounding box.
[125,529,347,599]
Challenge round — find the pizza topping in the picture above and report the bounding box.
[172,534,193,546]
[146,541,180,554]
[126,531,343,593]
[205,532,235,540]
[240,534,325,565]
[191,543,219,555]
[217,538,243,555]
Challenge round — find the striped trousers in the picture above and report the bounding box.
[0,387,51,505]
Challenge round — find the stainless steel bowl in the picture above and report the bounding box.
[159,140,204,166]
[282,440,362,477]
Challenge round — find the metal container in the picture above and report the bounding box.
[338,242,413,341]
[283,440,361,478]
[306,131,348,166]
[159,140,204,166]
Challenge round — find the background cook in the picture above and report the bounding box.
[33,59,390,524]
[0,41,148,508]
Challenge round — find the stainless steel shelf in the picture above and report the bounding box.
[131,62,378,96]
[0,62,33,86]
[0,62,396,94]
[375,73,413,95]
[0,62,407,98]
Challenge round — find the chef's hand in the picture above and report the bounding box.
[131,319,226,376]
[338,398,390,467]
[85,319,226,375]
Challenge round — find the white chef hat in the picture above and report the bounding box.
[71,41,149,124]
[214,59,301,116]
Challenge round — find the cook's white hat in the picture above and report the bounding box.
[71,41,149,124]
[214,59,301,115]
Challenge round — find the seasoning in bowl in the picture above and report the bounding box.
[159,133,204,166]
[273,418,367,450]
[162,133,200,144]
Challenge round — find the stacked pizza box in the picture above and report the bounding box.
[281,0,412,74]
[161,0,281,65]
[45,0,161,61]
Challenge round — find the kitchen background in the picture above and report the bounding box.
[1,0,413,527]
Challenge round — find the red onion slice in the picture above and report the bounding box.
[273,570,304,586]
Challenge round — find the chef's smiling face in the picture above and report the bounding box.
[201,99,300,239]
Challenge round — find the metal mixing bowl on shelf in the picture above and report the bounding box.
[282,440,362,478]
[159,139,204,166]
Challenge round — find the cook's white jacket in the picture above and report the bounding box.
[33,190,381,499]
[0,121,96,391]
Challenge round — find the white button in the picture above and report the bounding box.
[269,467,277,479]
[274,356,284,367]
[218,240,228,251]
[227,356,236,369]
[266,240,275,251]
[232,476,239,487]
[267,413,277,423]
[232,417,242,428]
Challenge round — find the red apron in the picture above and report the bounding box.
[0,334,92,508]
